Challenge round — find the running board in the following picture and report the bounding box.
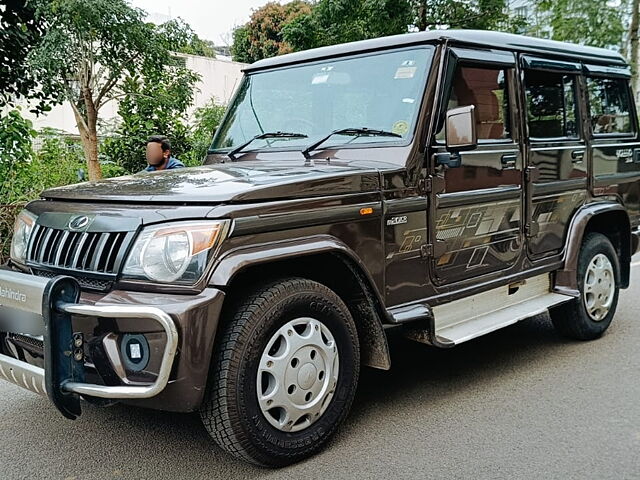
[400,274,573,347]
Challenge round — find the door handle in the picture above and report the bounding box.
[571,150,585,162]
[501,154,517,169]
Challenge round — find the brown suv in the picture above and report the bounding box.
[1,30,639,467]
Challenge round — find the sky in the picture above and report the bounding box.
[130,0,272,46]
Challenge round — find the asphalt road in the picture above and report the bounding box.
[2,268,640,480]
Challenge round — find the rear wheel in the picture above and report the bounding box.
[550,232,620,340]
[200,277,360,467]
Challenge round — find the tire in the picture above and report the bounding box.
[550,232,620,340]
[200,277,360,467]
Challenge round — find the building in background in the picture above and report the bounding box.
[508,0,552,38]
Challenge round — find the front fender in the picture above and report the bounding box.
[207,234,392,370]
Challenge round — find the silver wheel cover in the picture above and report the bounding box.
[257,317,339,433]
[583,253,615,322]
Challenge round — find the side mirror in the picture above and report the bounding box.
[445,105,477,152]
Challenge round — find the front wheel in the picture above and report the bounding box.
[550,232,620,340]
[200,277,360,467]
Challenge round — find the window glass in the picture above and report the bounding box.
[587,77,632,135]
[211,47,434,152]
[437,66,511,141]
[525,70,578,138]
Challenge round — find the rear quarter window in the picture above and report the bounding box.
[587,77,633,135]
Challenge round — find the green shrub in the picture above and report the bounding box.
[182,98,226,166]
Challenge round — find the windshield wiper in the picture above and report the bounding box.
[227,131,308,161]
[301,127,401,159]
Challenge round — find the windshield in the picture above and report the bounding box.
[210,46,435,154]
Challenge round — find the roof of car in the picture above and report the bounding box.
[244,29,627,73]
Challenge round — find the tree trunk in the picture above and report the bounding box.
[73,87,103,181]
[630,0,639,104]
[415,1,427,31]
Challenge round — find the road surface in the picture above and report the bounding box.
[1,267,639,479]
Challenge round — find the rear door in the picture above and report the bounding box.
[429,47,524,285]
[520,56,587,257]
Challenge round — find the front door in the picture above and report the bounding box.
[430,48,524,285]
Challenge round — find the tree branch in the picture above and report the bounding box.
[95,51,143,107]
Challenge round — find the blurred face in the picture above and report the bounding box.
[146,142,170,167]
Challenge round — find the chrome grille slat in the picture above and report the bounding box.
[62,233,80,268]
[36,228,54,263]
[53,230,70,265]
[71,232,90,269]
[45,230,62,264]
[82,233,99,270]
[28,224,42,259]
[90,234,111,271]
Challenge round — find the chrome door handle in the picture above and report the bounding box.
[571,150,585,162]
[501,154,517,169]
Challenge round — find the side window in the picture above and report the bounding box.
[524,70,578,139]
[587,77,632,135]
[437,66,511,141]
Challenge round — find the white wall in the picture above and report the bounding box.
[20,54,246,135]
[182,53,245,114]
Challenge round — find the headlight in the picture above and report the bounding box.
[122,220,229,285]
[10,210,37,264]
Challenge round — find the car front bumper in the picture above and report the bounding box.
[0,268,225,418]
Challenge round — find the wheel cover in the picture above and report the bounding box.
[583,253,615,322]
[256,317,339,433]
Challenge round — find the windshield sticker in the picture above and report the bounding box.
[312,66,334,84]
[392,121,409,136]
[394,67,416,79]
[312,73,329,84]
[394,60,417,79]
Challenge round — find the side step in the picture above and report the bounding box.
[400,274,573,346]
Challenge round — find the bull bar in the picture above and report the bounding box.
[0,268,178,419]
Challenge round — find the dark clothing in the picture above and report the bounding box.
[145,156,185,172]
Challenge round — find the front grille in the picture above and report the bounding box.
[27,225,131,275]
[7,332,44,356]
[32,268,114,292]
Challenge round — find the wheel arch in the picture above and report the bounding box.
[555,202,632,293]
[208,236,392,370]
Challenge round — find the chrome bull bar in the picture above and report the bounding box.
[0,268,178,419]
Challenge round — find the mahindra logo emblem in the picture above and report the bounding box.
[68,215,90,231]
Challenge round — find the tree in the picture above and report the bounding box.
[231,25,253,63]
[231,1,312,63]
[0,0,52,113]
[537,0,625,48]
[158,18,217,58]
[0,109,37,204]
[232,0,412,62]
[27,0,189,181]
[286,0,412,48]
[410,0,509,32]
[629,0,639,99]
[101,62,200,174]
